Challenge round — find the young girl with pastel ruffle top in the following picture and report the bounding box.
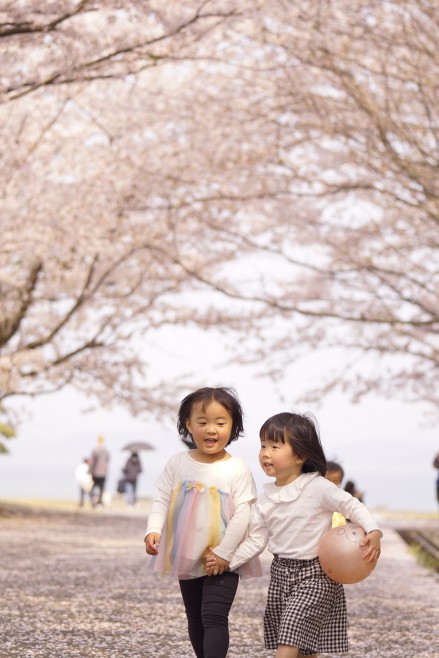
[145,387,260,658]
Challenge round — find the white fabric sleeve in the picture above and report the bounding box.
[228,503,269,570]
[326,485,383,536]
[144,457,176,536]
[211,460,258,561]
[211,501,252,561]
[231,460,258,505]
[145,486,172,536]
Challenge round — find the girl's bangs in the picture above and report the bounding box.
[260,426,286,443]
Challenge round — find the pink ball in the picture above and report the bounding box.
[318,524,376,584]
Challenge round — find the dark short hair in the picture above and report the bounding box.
[259,412,327,476]
[326,461,344,480]
[177,387,244,445]
[344,480,355,495]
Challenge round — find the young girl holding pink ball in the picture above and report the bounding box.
[207,411,382,658]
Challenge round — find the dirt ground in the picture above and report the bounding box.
[0,501,438,658]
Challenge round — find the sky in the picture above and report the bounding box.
[1,325,438,514]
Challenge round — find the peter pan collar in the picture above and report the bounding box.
[263,472,319,502]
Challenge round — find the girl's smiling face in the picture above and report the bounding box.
[186,400,233,463]
[259,438,304,486]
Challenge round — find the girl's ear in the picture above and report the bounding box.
[185,418,192,433]
[296,455,306,465]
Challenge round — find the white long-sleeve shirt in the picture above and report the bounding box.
[216,472,382,570]
[145,451,258,574]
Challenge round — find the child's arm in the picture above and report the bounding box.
[144,481,172,555]
[360,529,381,564]
[210,502,269,573]
[329,484,383,540]
[209,462,260,561]
[210,500,252,562]
[144,487,169,529]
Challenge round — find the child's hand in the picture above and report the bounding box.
[214,556,231,575]
[205,549,230,576]
[205,550,217,576]
[145,532,160,555]
[360,529,381,564]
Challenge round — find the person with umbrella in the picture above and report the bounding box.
[120,442,152,507]
[121,452,142,506]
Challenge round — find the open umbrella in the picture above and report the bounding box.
[122,441,154,452]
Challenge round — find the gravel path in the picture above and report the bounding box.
[0,504,438,658]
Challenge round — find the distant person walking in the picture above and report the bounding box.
[90,435,110,507]
[122,452,142,507]
[344,479,364,503]
[325,460,346,528]
[433,452,439,505]
[75,458,93,507]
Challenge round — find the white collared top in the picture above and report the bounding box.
[223,472,382,570]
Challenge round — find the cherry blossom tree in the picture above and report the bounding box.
[223,0,439,408]
[168,0,438,410]
[1,0,438,436]
[0,0,257,428]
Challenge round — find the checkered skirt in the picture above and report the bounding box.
[263,556,349,655]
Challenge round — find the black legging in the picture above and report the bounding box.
[179,572,239,658]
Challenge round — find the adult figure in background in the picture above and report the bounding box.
[90,435,110,507]
[122,451,142,507]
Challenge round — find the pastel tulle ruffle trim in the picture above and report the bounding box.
[149,479,261,580]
